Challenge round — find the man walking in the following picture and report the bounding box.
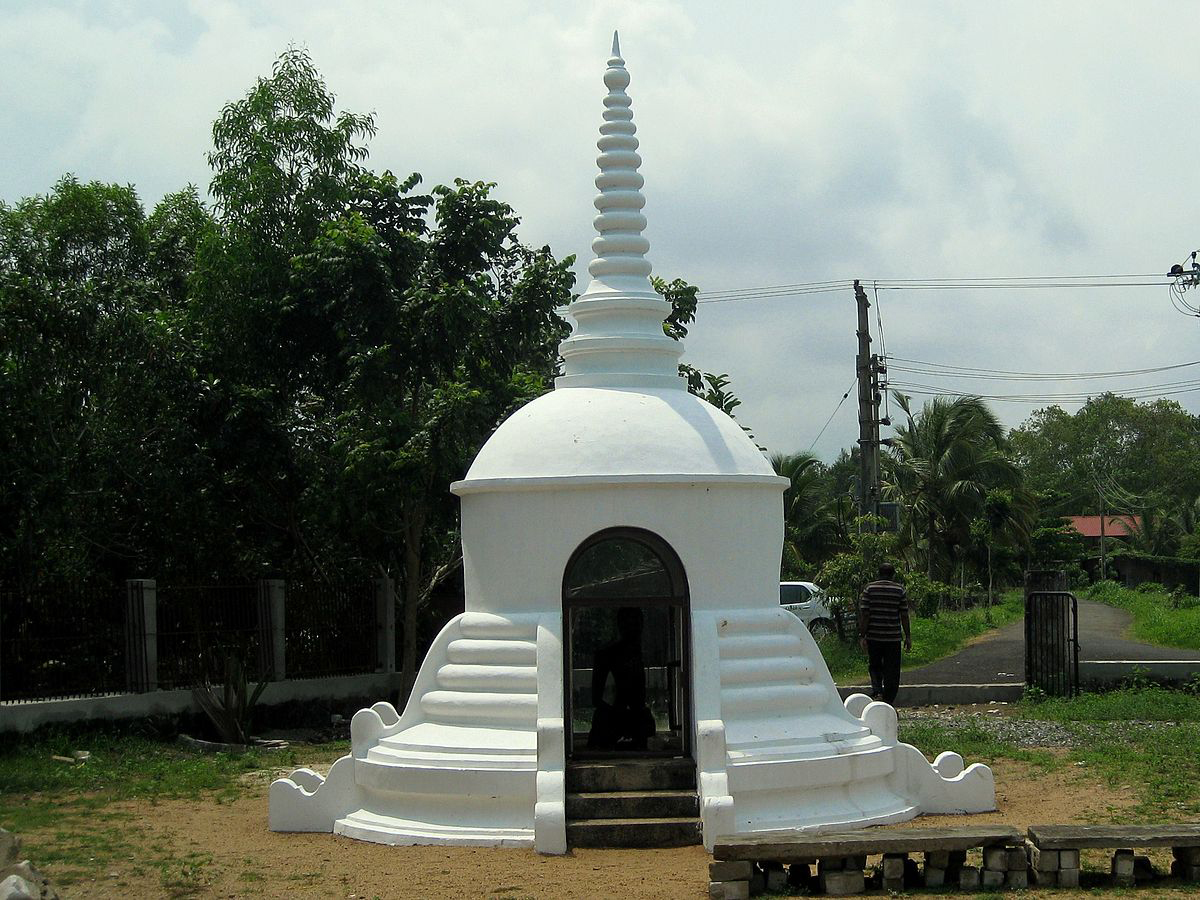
[858,563,912,705]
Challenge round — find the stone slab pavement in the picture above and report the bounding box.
[900,598,1200,686]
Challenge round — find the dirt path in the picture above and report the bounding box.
[35,756,1176,899]
[903,598,1200,685]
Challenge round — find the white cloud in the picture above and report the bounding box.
[3,0,1198,459]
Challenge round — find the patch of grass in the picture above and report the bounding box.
[1087,582,1200,650]
[0,731,347,888]
[1019,687,1200,722]
[1063,722,1200,821]
[824,589,1024,681]
[0,733,348,800]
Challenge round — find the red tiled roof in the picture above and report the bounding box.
[1066,515,1140,538]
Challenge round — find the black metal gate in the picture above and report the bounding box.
[1024,571,1079,697]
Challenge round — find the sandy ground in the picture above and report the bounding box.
[42,751,1197,899]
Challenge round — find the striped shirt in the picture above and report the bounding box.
[860,580,907,642]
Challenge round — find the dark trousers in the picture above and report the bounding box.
[866,640,902,705]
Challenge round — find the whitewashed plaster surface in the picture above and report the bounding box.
[269,33,995,854]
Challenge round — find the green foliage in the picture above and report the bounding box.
[1087,582,1200,650]
[1017,686,1200,722]
[814,516,897,618]
[191,655,269,745]
[772,451,849,572]
[902,571,972,616]
[884,393,1031,582]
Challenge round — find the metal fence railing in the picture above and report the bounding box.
[0,576,391,703]
[286,579,378,678]
[0,582,127,702]
[155,582,265,690]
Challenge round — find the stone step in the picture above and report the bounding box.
[719,654,815,685]
[419,689,537,725]
[566,789,699,820]
[566,757,696,793]
[566,816,702,848]
[445,638,537,666]
[717,633,805,660]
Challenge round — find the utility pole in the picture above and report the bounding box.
[854,280,882,527]
[1099,489,1108,583]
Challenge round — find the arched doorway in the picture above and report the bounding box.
[562,528,690,758]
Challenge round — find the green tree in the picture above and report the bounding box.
[771,451,847,574]
[884,393,1027,580]
[290,175,573,696]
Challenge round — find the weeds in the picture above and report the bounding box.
[1087,582,1200,650]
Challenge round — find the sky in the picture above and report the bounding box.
[3,0,1198,461]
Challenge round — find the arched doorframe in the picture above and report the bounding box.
[561,527,691,759]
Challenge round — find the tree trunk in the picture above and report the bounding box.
[400,505,426,704]
[987,543,994,609]
[927,511,936,579]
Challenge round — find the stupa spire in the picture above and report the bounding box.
[555,34,684,389]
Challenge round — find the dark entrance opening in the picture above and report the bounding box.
[562,528,690,759]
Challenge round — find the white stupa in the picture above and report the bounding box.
[270,34,994,854]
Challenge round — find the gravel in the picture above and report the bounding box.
[899,705,1192,749]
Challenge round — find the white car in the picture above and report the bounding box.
[779,581,836,641]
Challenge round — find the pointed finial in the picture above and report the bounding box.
[554,33,685,390]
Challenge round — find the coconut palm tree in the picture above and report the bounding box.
[884,393,1027,581]
[770,451,847,569]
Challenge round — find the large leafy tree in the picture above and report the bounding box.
[884,393,1029,580]
[195,49,575,695]
[0,177,216,585]
[289,173,573,696]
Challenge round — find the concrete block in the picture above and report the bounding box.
[1113,873,1135,888]
[958,865,979,888]
[983,845,1007,870]
[1031,846,1060,872]
[709,861,753,882]
[819,870,865,895]
[748,869,764,895]
[1112,849,1134,876]
[786,863,811,887]
[924,850,950,869]
[882,876,903,892]
[1031,868,1057,886]
[1174,846,1200,865]
[709,880,748,900]
[882,855,906,879]
[1058,867,1080,888]
[1133,854,1154,881]
[923,867,945,887]
[818,856,844,873]
[846,854,867,871]
[765,867,786,891]
[1006,869,1028,888]
[1008,846,1028,871]
[981,868,1004,887]
[1059,848,1080,869]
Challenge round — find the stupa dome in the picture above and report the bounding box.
[454,387,777,493]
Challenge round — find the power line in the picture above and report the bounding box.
[808,378,856,451]
[886,357,1200,381]
[695,273,1173,305]
[887,379,1200,403]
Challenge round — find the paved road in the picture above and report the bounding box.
[902,598,1200,685]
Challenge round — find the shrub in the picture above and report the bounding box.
[1136,581,1166,594]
